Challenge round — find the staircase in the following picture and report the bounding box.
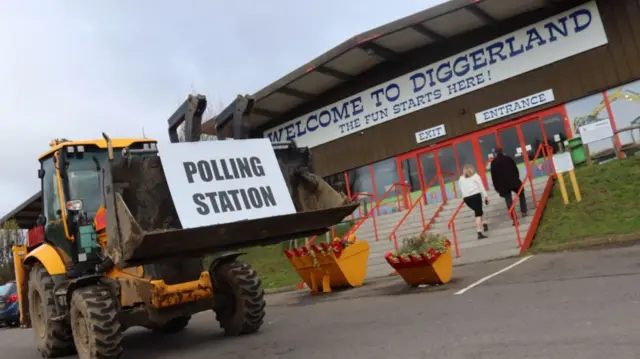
[354,202,442,279]
[432,176,548,266]
[351,175,550,280]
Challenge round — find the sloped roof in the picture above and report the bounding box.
[202,0,568,134]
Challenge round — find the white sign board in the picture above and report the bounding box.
[415,124,446,144]
[552,152,575,173]
[159,138,296,229]
[476,89,555,125]
[264,1,608,148]
[578,118,614,144]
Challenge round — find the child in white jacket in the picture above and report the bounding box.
[459,164,489,239]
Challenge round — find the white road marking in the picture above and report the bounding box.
[454,255,534,295]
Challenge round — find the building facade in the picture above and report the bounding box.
[260,0,640,215]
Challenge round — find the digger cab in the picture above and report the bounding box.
[35,138,159,272]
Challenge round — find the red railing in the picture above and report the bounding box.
[348,192,375,220]
[447,201,465,258]
[342,182,411,242]
[510,144,554,248]
[389,174,440,251]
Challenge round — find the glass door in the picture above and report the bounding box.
[518,119,546,179]
[396,154,421,208]
[476,132,499,190]
[435,145,459,201]
[498,126,528,182]
[418,151,440,204]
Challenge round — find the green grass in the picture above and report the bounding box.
[206,220,356,290]
[531,155,640,251]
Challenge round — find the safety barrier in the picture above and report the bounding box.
[284,239,370,294]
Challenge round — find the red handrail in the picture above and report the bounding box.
[388,173,441,251]
[343,182,411,242]
[446,201,465,258]
[349,192,375,220]
[510,144,554,248]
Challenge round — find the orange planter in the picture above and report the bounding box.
[284,241,370,294]
[384,249,453,286]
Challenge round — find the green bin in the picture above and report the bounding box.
[567,136,586,165]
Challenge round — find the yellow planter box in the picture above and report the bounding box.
[385,248,453,287]
[284,241,370,294]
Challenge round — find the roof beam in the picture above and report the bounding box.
[466,4,497,25]
[315,66,354,81]
[276,87,315,101]
[252,107,281,118]
[359,42,400,61]
[411,24,446,42]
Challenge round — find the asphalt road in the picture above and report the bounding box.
[3,244,640,359]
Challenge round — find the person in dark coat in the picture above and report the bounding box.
[490,147,528,217]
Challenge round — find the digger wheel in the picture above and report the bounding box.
[69,285,123,359]
[150,316,191,334]
[212,260,266,336]
[27,265,75,357]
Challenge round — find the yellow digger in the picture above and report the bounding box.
[10,94,356,359]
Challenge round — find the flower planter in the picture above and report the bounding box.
[284,239,370,294]
[384,240,453,287]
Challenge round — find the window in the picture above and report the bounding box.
[606,80,640,147]
[66,152,109,219]
[41,157,60,222]
[347,166,373,196]
[323,173,347,196]
[0,282,16,296]
[565,92,614,161]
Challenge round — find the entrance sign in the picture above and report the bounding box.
[265,1,608,148]
[578,118,614,144]
[415,124,446,144]
[475,89,555,125]
[159,138,296,229]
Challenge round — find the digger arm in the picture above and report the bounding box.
[167,94,208,143]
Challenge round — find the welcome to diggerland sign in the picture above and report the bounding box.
[264,1,609,148]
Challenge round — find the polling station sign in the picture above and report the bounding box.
[159,138,296,229]
[264,0,608,148]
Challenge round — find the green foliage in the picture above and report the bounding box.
[0,219,22,284]
[532,156,640,250]
[395,232,449,257]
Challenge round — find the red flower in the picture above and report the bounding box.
[331,242,343,258]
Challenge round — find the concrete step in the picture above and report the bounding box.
[356,176,552,280]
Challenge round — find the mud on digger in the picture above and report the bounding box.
[10,94,357,359]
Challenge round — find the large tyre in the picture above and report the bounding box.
[150,316,191,334]
[27,265,75,357]
[212,260,266,336]
[69,285,123,359]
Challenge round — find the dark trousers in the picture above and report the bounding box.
[501,188,527,213]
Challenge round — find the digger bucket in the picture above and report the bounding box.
[102,154,358,268]
[283,241,370,293]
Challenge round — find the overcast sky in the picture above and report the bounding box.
[0,0,447,217]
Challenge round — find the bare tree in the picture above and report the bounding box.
[0,219,23,284]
